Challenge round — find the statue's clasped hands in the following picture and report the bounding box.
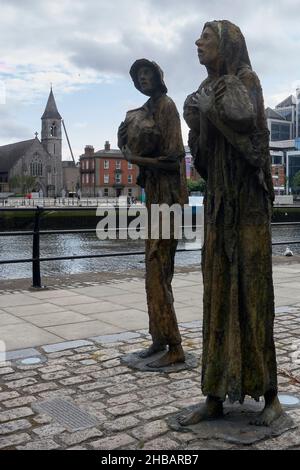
[192,78,227,113]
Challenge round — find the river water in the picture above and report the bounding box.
[0,225,299,280]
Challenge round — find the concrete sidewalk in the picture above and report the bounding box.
[0,264,300,450]
[1,263,300,351]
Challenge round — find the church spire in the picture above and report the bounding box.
[41,88,62,120]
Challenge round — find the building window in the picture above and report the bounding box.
[91,160,95,170]
[86,160,89,170]
[116,160,121,170]
[86,174,89,184]
[30,162,43,177]
[128,162,133,170]
[81,175,85,185]
[128,188,132,196]
[91,174,95,184]
[53,144,56,155]
[104,174,109,184]
[104,160,109,169]
[128,175,133,184]
[115,174,121,184]
[104,188,109,197]
[50,123,57,137]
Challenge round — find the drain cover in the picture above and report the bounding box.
[33,398,99,431]
[279,394,300,406]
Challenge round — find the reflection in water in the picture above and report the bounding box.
[0,225,300,280]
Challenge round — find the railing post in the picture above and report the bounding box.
[32,206,43,288]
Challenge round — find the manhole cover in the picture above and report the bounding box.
[33,398,99,431]
[279,394,300,406]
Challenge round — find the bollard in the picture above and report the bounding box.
[32,206,43,288]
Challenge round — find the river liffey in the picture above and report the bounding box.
[0,225,300,280]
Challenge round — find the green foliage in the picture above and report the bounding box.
[9,175,36,195]
[187,178,206,194]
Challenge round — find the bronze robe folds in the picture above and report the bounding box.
[126,94,188,347]
[185,68,278,403]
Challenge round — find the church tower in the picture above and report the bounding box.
[41,88,63,195]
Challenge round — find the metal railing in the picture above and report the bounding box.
[1,207,300,289]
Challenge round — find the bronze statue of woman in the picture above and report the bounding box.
[118,59,188,368]
[180,20,283,425]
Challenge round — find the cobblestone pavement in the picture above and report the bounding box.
[0,311,300,450]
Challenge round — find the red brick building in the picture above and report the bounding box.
[79,141,141,198]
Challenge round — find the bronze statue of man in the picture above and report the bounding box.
[118,59,188,368]
[180,20,283,425]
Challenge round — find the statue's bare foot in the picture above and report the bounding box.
[147,345,185,368]
[178,397,223,426]
[139,343,166,359]
[250,394,283,426]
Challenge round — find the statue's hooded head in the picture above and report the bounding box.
[129,59,168,97]
[198,20,252,76]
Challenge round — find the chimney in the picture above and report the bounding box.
[85,145,94,156]
[105,141,110,151]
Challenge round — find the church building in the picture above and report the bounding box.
[0,88,63,196]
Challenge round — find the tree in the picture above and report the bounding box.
[9,175,36,195]
[187,178,206,194]
[292,171,300,194]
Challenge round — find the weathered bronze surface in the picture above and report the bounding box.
[118,59,188,368]
[180,20,283,425]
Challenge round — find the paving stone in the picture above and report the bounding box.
[103,416,140,432]
[106,383,138,396]
[17,439,60,450]
[0,419,32,435]
[33,414,53,425]
[22,382,58,394]
[1,370,38,382]
[141,395,175,408]
[0,391,20,402]
[107,402,143,417]
[2,396,37,408]
[41,370,71,381]
[74,391,105,403]
[107,393,139,407]
[0,407,34,423]
[6,377,37,389]
[136,377,169,388]
[5,349,41,361]
[78,380,114,392]
[143,436,179,450]
[91,332,140,344]
[168,379,199,391]
[47,351,74,359]
[58,428,103,446]
[59,375,93,386]
[42,340,93,353]
[131,420,169,441]
[137,406,179,421]
[0,367,14,375]
[0,433,31,449]
[89,433,137,450]
[33,423,66,438]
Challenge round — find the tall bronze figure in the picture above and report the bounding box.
[181,21,283,425]
[118,59,188,368]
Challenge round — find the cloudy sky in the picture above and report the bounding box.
[0,0,299,160]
